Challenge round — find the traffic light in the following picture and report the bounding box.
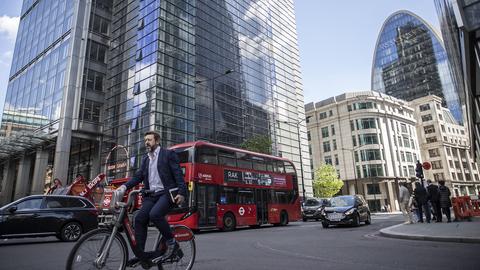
[415,160,424,179]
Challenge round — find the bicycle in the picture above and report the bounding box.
[66,189,196,270]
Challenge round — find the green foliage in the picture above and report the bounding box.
[240,135,272,154]
[313,164,344,198]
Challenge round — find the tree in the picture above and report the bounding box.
[313,164,344,198]
[240,135,272,154]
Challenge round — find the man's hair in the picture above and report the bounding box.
[438,180,446,186]
[144,131,161,142]
[427,179,432,184]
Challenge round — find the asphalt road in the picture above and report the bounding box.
[0,214,477,270]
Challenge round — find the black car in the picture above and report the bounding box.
[302,198,329,221]
[0,195,98,241]
[320,195,371,228]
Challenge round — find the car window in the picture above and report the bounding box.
[304,199,320,206]
[15,198,43,210]
[329,196,355,207]
[46,197,86,208]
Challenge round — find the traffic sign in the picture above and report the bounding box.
[422,161,431,170]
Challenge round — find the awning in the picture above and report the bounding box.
[0,130,56,160]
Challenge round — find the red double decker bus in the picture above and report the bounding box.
[167,141,301,231]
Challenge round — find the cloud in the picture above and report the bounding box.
[0,50,13,66]
[0,15,20,40]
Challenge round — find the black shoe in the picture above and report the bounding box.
[158,242,179,261]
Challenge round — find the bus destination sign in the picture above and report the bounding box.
[224,169,286,187]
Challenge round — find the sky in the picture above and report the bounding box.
[0,1,441,120]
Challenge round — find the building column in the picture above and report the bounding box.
[386,180,398,211]
[31,149,49,195]
[14,155,32,200]
[0,161,17,205]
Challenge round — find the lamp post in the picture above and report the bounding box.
[195,69,234,143]
[278,116,311,200]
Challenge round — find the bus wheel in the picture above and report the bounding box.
[222,213,236,232]
[280,211,289,226]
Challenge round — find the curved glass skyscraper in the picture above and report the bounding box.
[371,10,463,124]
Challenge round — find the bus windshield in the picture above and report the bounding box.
[173,147,193,163]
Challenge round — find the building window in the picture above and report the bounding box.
[426,137,437,143]
[419,104,430,111]
[438,114,443,120]
[324,156,332,165]
[80,99,102,122]
[431,160,442,169]
[332,139,337,150]
[424,125,435,134]
[329,110,333,116]
[334,154,339,165]
[358,133,379,145]
[90,14,110,35]
[87,40,108,63]
[421,114,432,122]
[413,153,417,161]
[357,118,376,129]
[321,127,329,138]
[452,172,456,180]
[360,149,382,161]
[406,152,413,162]
[403,137,410,148]
[319,112,327,119]
[446,147,451,156]
[400,151,405,162]
[433,173,444,181]
[367,184,381,195]
[363,164,384,177]
[83,69,106,92]
[350,120,355,131]
[323,142,331,152]
[352,136,357,147]
[449,160,454,167]
[428,148,440,158]
[408,165,415,176]
[331,125,335,135]
[441,125,446,132]
[307,131,311,141]
[400,124,407,133]
[398,136,403,147]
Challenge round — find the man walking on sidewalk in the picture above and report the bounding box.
[399,182,413,224]
[438,180,452,222]
[426,180,441,222]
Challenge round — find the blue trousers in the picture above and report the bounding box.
[134,193,173,257]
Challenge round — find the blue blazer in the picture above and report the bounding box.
[124,148,187,197]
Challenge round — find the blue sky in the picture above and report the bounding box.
[0,1,440,120]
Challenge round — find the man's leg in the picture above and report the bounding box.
[149,194,178,259]
[424,203,431,223]
[134,197,156,259]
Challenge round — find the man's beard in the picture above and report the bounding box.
[146,144,157,153]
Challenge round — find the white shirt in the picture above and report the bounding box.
[148,146,164,192]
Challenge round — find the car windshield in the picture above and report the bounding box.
[304,199,320,206]
[329,196,355,207]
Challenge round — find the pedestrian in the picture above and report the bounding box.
[115,131,187,267]
[426,180,441,222]
[413,182,431,223]
[46,178,62,194]
[438,180,452,222]
[398,182,413,224]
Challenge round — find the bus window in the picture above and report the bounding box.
[238,188,254,204]
[195,146,218,164]
[174,147,192,163]
[274,161,285,173]
[276,191,288,204]
[237,153,253,169]
[265,159,274,172]
[284,162,296,174]
[218,149,237,167]
[252,158,266,171]
[219,187,237,204]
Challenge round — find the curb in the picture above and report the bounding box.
[379,224,480,244]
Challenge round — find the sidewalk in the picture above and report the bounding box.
[379,217,480,243]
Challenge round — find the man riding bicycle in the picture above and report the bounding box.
[115,131,187,266]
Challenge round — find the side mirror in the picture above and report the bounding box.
[8,206,17,213]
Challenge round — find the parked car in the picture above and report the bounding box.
[302,198,329,221]
[0,195,98,241]
[320,195,371,228]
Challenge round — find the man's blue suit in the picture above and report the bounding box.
[124,147,187,258]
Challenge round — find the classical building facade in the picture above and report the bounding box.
[0,0,311,204]
[410,95,480,196]
[305,91,421,212]
[371,10,463,124]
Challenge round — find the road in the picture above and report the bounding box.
[0,214,477,269]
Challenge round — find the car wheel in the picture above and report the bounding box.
[222,213,236,232]
[353,214,360,227]
[322,222,329,228]
[365,213,372,225]
[60,222,82,242]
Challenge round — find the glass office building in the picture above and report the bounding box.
[371,10,463,124]
[0,0,311,204]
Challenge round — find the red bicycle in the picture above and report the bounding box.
[66,189,196,270]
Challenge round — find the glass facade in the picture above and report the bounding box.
[371,11,463,124]
[1,0,74,135]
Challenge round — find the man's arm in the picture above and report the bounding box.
[168,150,187,197]
[123,157,145,190]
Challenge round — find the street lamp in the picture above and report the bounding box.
[195,69,234,143]
[278,116,311,200]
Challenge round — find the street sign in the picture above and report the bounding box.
[422,161,431,170]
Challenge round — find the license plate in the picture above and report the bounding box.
[328,213,343,221]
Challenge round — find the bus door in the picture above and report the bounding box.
[255,189,268,224]
[197,184,217,227]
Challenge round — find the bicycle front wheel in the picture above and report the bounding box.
[66,228,128,270]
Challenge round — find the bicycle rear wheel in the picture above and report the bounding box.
[66,228,128,270]
[157,226,196,270]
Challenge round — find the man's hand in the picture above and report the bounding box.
[174,194,185,205]
[115,185,127,199]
